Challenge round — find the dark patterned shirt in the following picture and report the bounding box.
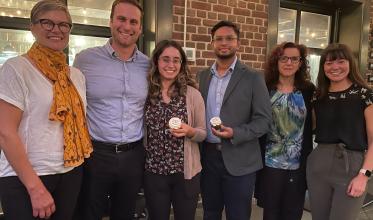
[144,95,188,175]
[313,84,373,151]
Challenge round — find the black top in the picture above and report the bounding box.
[313,84,373,151]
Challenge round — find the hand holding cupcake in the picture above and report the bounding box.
[168,117,196,138]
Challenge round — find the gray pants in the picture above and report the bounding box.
[306,143,367,220]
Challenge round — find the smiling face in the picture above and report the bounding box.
[158,46,182,83]
[278,47,301,79]
[30,10,70,51]
[323,57,350,84]
[110,2,142,50]
[211,26,240,60]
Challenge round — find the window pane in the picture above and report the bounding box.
[68,0,111,27]
[278,8,297,44]
[0,0,37,19]
[0,29,34,65]
[69,35,108,64]
[299,12,330,49]
[308,54,321,84]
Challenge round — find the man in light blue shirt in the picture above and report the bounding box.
[73,0,149,219]
[198,20,271,220]
[205,57,236,144]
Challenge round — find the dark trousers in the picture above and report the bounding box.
[261,166,306,220]
[0,166,82,220]
[144,171,200,220]
[79,141,145,220]
[201,147,256,220]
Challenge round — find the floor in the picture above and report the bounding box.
[146,196,373,220]
[187,199,373,220]
[79,193,373,220]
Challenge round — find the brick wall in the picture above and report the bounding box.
[172,0,268,74]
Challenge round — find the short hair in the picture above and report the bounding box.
[110,0,143,20]
[265,42,311,91]
[316,43,368,99]
[211,20,240,40]
[30,0,71,24]
[147,40,197,105]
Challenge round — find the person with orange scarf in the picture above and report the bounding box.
[0,1,92,219]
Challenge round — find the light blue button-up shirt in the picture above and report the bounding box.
[73,39,150,143]
[206,57,237,143]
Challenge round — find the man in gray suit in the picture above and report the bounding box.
[199,20,271,220]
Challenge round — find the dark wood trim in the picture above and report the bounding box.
[267,0,280,55]
[360,0,369,75]
[0,17,30,31]
[71,24,111,38]
[156,0,173,43]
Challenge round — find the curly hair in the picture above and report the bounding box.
[316,43,368,99]
[265,42,311,91]
[147,40,197,105]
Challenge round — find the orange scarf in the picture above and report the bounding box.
[27,43,92,167]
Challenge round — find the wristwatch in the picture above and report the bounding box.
[359,169,372,178]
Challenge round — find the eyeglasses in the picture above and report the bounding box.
[212,36,238,43]
[159,56,182,65]
[34,19,72,33]
[278,56,301,63]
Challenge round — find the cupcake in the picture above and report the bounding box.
[210,117,222,130]
[169,117,182,129]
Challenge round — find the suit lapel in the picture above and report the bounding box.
[200,70,212,102]
[222,61,244,105]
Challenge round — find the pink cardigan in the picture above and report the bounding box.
[144,86,206,179]
[183,86,207,179]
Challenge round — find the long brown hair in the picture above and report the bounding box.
[147,40,197,105]
[265,42,311,91]
[316,43,368,99]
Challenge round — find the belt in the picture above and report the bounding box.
[92,139,142,153]
[205,142,222,151]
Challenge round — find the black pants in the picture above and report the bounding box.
[0,166,82,220]
[79,141,144,220]
[262,166,306,220]
[144,171,200,220]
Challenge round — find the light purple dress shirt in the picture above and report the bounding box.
[73,39,150,143]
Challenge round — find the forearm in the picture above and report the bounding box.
[231,116,270,145]
[231,74,271,145]
[0,133,43,193]
[190,127,206,142]
[361,143,373,171]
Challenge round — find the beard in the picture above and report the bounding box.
[215,49,237,60]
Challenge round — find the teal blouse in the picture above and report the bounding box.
[265,90,306,170]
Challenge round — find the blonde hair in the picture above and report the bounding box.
[30,0,71,24]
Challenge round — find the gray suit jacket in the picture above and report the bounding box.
[199,60,271,176]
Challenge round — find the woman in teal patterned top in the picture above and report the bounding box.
[256,42,315,220]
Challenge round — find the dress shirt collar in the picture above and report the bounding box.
[105,38,139,62]
[210,56,238,77]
